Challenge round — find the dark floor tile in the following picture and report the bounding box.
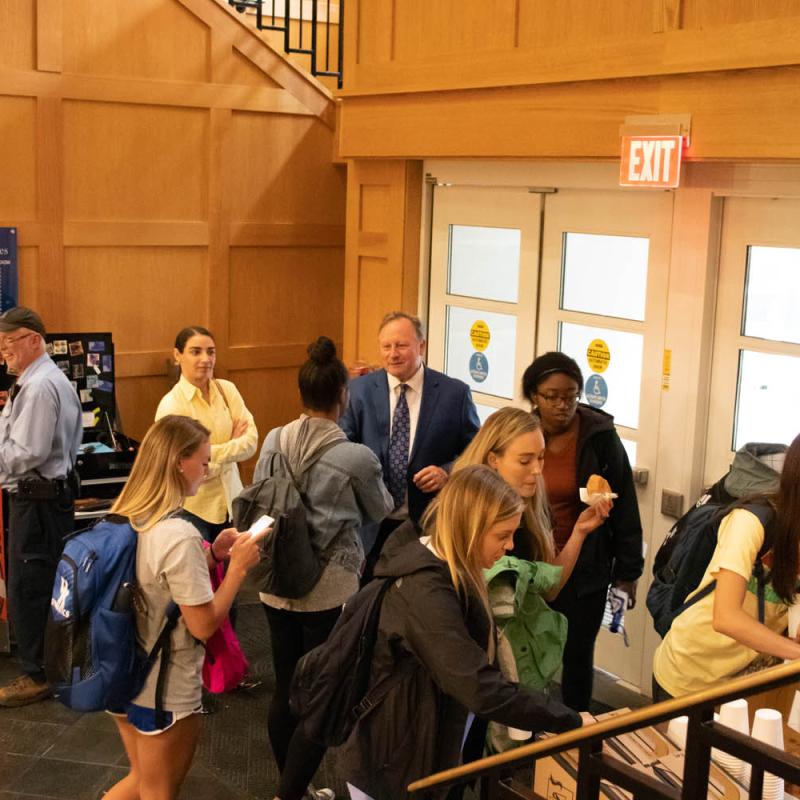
[44,722,125,766]
[93,766,128,797]
[7,758,116,799]
[0,698,82,727]
[0,720,68,758]
[0,752,36,789]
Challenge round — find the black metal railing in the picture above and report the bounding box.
[228,0,344,88]
[408,659,800,800]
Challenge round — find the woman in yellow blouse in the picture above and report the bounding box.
[155,326,258,542]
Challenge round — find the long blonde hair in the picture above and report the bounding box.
[111,415,210,531]
[453,406,554,562]
[422,465,524,624]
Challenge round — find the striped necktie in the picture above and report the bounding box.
[387,384,410,508]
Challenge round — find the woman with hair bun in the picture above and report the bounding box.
[254,336,393,799]
[156,326,258,543]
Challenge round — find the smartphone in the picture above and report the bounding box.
[248,514,274,540]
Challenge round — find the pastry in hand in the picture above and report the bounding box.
[580,474,617,504]
[587,474,612,495]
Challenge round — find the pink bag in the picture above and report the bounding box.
[202,545,249,693]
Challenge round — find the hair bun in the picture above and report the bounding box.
[307,336,337,364]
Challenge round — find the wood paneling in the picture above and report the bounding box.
[228,111,345,224]
[0,1,35,71]
[342,2,800,97]
[682,0,800,28]
[62,101,209,222]
[343,161,422,365]
[228,246,344,346]
[62,247,208,350]
[339,67,800,160]
[519,0,654,48]
[5,0,343,446]
[62,0,210,83]
[0,96,37,220]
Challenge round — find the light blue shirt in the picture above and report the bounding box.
[0,352,83,487]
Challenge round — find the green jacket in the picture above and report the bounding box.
[485,556,568,690]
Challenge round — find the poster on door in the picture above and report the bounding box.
[445,307,517,399]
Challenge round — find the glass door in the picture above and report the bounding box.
[537,189,674,691]
[705,197,800,484]
[427,186,542,416]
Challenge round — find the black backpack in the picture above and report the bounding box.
[646,501,774,638]
[231,433,345,598]
[289,577,404,747]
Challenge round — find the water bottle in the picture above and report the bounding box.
[608,586,628,633]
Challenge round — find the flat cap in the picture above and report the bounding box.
[0,306,46,337]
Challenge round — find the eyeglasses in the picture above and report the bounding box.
[0,332,36,348]
[536,392,581,407]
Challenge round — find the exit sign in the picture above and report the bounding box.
[620,135,683,188]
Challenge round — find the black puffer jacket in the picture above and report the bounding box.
[568,405,644,595]
[337,531,581,799]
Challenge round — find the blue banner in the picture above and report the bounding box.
[0,228,18,312]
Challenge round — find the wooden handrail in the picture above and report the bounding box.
[408,658,800,795]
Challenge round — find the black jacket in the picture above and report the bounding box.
[566,405,644,595]
[337,532,581,798]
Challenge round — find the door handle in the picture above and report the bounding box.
[632,466,649,486]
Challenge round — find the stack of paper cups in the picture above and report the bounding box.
[666,715,688,750]
[751,708,784,800]
[713,699,750,784]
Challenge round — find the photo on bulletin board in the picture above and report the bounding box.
[45,332,116,432]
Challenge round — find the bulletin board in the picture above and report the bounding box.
[45,332,116,432]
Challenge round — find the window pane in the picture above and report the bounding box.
[733,350,800,450]
[448,225,520,303]
[445,306,517,400]
[558,322,644,429]
[475,402,499,426]
[561,232,649,321]
[743,246,800,345]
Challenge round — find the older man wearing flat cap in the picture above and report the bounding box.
[0,307,82,706]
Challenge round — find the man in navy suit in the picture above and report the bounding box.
[340,311,480,581]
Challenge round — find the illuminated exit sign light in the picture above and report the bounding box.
[620,135,684,188]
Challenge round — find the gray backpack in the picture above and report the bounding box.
[232,433,345,598]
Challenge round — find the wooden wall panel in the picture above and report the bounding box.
[0,96,37,220]
[62,247,208,350]
[62,101,209,221]
[62,0,210,82]
[228,112,345,224]
[218,48,282,88]
[682,0,800,28]
[518,0,654,48]
[343,160,422,365]
[339,66,800,160]
[0,0,341,446]
[228,246,344,346]
[0,1,35,71]
[393,0,518,61]
[342,0,800,97]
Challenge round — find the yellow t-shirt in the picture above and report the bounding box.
[652,507,787,697]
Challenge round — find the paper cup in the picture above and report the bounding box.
[666,715,688,749]
[752,709,784,800]
[713,700,750,781]
[507,726,532,741]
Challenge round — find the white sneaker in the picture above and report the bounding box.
[305,787,335,800]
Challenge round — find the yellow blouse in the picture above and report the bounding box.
[155,375,258,523]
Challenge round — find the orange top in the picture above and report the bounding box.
[543,430,580,551]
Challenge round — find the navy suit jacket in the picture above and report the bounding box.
[340,366,480,524]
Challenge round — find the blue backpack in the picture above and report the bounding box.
[44,515,180,716]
